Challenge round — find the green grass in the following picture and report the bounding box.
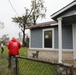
[18,59,59,75]
[0,47,28,75]
[0,47,59,75]
[19,47,28,57]
[0,46,28,68]
[0,46,28,58]
[0,46,28,66]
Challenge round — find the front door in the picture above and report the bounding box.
[73,24,76,60]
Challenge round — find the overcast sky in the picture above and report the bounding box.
[0,0,73,39]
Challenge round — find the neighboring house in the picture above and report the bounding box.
[28,0,76,63]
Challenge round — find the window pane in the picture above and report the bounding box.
[44,30,52,48]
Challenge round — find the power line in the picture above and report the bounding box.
[8,0,20,16]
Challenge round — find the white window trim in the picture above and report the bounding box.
[42,28,54,49]
[29,48,73,51]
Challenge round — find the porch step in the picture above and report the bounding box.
[63,60,76,68]
[61,63,76,75]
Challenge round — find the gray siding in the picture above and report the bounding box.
[54,25,73,49]
[54,26,58,49]
[31,29,42,48]
[62,25,73,49]
[31,25,73,49]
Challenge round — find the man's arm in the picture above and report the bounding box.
[7,42,10,49]
[18,42,22,49]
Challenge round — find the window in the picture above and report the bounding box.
[43,29,54,48]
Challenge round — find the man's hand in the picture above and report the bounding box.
[16,55,19,57]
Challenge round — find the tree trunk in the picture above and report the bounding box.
[34,19,36,25]
[22,30,25,47]
[22,23,26,47]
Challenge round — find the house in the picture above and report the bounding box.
[28,0,76,64]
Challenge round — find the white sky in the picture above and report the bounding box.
[0,0,73,39]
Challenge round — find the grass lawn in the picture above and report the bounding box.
[0,47,59,75]
[0,47,28,75]
[18,58,59,75]
[0,46,28,67]
[0,46,28,58]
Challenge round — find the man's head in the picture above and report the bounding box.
[12,37,17,42]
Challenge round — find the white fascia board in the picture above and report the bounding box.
[51,2,76,18]
[51,23,58,26]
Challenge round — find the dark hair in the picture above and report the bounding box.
[1,41,4,43]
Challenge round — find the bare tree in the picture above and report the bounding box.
[31,0,47,25]
[12,0,46,46]
[12,8,33,46]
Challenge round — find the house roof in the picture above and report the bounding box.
[51,0,76,19]
[27,21,57,29]
[27,1,76,29]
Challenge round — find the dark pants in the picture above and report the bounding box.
[8,54,16,68]
[1,47,4,53]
